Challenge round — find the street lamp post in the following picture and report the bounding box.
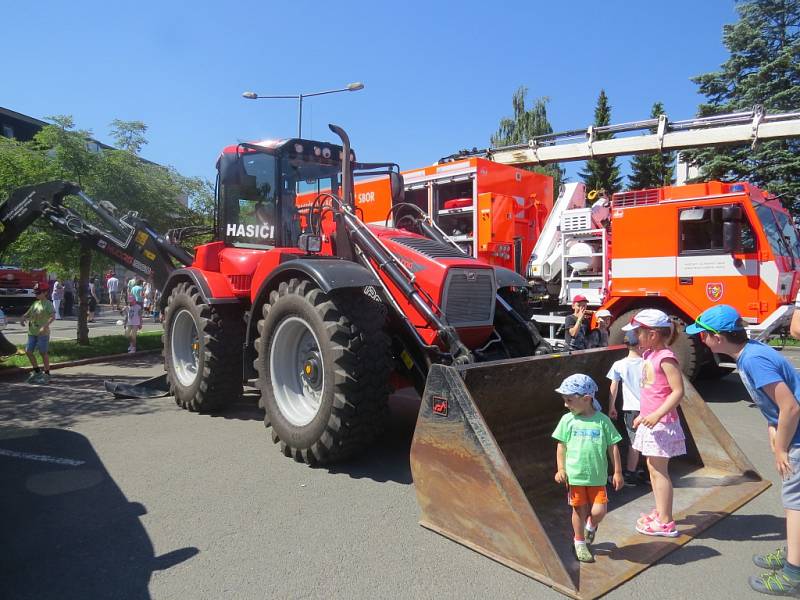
[242,82,364,138]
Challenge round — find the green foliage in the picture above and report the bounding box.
[109,119,148,154]
[686,0,800,209]
[0,330,163,369]
[491,87,565,197]
[579,90,623,195]
[628,102,676,190]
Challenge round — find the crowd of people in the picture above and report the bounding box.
[553,301,800,597]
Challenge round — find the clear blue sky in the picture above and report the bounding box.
[4,0,738,185]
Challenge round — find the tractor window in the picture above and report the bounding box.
[221,153,278,248]
[679,206,756,255]
[281,156,340,246]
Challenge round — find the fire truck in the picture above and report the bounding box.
[354,106,800,377]
[0,265,48,314]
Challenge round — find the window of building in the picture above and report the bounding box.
[2,124,13,138]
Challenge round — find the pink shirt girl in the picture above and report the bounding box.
[639,347,680,424]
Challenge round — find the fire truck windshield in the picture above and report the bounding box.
[755,204,800,266]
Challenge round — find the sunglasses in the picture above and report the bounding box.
[694,317,720,334]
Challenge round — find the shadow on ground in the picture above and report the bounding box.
[0,426,197,599]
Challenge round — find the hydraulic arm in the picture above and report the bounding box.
[0,180,194,288]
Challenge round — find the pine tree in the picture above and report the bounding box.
[686,0,800,209]
[579,90,622,195]
[491,87,565,197]
[628,102,675,189]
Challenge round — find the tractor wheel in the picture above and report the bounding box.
[254,278,392,465]
[163,282,243,412]
[609,308,702,380]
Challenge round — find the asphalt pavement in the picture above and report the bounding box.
[1,352,800,599]
[1,304,163,345]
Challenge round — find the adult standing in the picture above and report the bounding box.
[63,277,74,317]
[107,273,120,309]
[131,279,144,304]
[51,279,64,320]
[564,295,591,350]
[87,277,98,323]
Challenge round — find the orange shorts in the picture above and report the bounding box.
[568,485,608,507]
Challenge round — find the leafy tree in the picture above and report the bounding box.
[491,87,565,198]
[579,90,622,195]
[0,116,213,343]
[110,119,148,154]
[686,0,800,209]
[628,102,676,189]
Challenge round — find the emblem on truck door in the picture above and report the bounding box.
[706,282,724,302]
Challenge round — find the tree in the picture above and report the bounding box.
[110,119,148,154]
[491,87,565,198]
[579,90,622,195]
[0,116,213,344]
[628,102,676,189]
[686,0,800,209]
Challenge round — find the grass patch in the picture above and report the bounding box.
[0,330,162,369]
[768,336,800,348]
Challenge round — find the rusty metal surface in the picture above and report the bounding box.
[409,348,770,599]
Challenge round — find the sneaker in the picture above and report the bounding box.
[574,542,594,563]
[128,348,136,354]
[749,570,800,596]
[637,469,651,485]
[584,520,597,545]
[636,518,679,538]
[40,373,50,384]
[754,548,787,571]
[622,471,638,487]
[26,371,41,383]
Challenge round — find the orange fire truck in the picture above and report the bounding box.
[353,106,800,377]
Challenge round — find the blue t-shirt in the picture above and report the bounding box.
[737,340,800,447]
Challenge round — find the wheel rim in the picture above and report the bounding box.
[171,308,200,387]
[270,316,324,427]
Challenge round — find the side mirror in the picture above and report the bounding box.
[723,221,743,254]
[722,203,743,255]
[389,172,405,205]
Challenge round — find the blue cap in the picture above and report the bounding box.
[624,329,639,345]
[686,304,745,335]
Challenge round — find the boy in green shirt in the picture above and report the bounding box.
[553,373,624,563]
[21,282,55,384]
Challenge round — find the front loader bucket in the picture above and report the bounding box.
[409,347,769,599]
[104,374,170,399]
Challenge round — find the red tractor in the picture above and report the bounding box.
[158,125,550,464]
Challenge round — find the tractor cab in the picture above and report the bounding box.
[215,139,348,250]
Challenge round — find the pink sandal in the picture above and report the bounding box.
[637,509,659,525]
[636,518,679,537]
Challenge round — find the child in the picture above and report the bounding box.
[607,329,646,486]
[553,373,623,563]
[126,298,143,353]
[20,282,55,384]
[689,304,800,596]
[621,308,686,537]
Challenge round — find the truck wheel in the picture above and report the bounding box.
[163,282,243,412]
[609,308,702,380]
[254,278,391,465]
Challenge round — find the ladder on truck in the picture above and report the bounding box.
[450,105,800,345]
[442,106,800,166]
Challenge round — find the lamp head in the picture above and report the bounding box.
[346,82,364,91]
[242,91,258,100]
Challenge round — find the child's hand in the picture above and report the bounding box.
[609,406,618,420]
[635,413,660,429]
[554,469,567,486]
[612,472,624,491]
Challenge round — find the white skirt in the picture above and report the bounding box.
[633,420,686,458]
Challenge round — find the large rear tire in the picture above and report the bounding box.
[254,278,392,465]
[609,308,702,380]
[163,282,244,412]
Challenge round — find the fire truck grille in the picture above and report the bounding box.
[442,268,495,327]
[612,188,662,208]
[389,236,466,259]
